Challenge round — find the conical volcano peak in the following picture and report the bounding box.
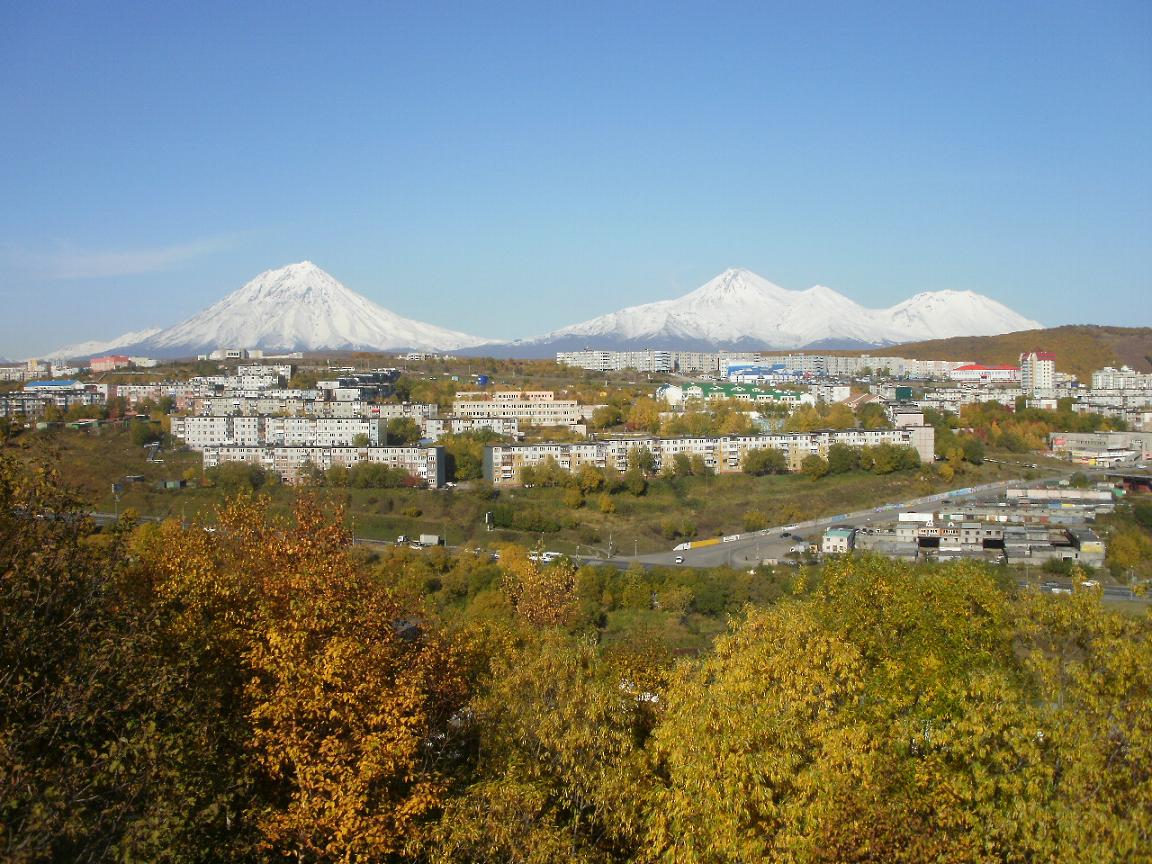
[122,262,495,355]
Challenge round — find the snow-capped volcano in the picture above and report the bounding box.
[57,262,495,358]
[49,327,163,360]
[882,289,1039,342]
[506,268,1041,353]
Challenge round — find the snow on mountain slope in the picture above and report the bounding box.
[880,290,1042,342]
[138,262,494,355]
[49,327,163,360]
[520,268,1041,350]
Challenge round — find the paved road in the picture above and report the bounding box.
[622,475,1053,570]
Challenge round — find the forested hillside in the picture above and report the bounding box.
[856,324,1152,379]
[2,452,1149,863]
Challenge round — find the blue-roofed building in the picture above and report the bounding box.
[24,380,82,391]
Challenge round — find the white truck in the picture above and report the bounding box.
[419,534,444,547]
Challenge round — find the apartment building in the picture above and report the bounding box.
[482,426,934,485]
[171,415,383,449]
[202,444,445,486]
[421,415,520,441]
[1020,351,1056,393]
[452,391,591,426]
[1091,366,1152,390]
[556,350,674,373]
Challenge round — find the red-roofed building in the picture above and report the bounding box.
[90,355,131,373]
[948,364,1020,383]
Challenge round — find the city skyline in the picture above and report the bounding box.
[3,1,1150,358]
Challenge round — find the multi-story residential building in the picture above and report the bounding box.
[557,349,970,380]
[1020,351,1056,393]
[1091,366,1152,390]
[0,381,106,417]
[556,350,673,373]
[109,383,179,407]
[482,426,934,485]
[237,363,294,381]
[808,383,852,403]
[90,355,133,373]
[202,445,445,486]
[421,416,520,441]
[452,391,591,426]
[171,415,383,450]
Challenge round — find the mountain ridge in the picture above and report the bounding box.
[45,264,1043,360]
[497,268,1041,355]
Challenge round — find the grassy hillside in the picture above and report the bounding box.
[851,325,1152,380]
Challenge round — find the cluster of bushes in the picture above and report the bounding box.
[744,442,921,480]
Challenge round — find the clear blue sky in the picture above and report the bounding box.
[2,0,1150,357]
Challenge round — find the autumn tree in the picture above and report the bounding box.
[143,495,472,860]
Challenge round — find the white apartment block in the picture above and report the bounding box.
[372,403,439,420]
[421,415,520,441]
[237,364,293,381]
[556,349,969,380]
[482,426,935,485]
[557,350,674,373]
[1092,366,1152,390]
[808,383,852,403]
[202,445,445,486]
[171,415,382,450]
[1020,351,1056,393]
[452,391,590,426]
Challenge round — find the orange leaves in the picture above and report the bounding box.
[131,491,470,861]
[498,544,579,628]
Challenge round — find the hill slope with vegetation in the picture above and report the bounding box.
[853,325,1152,380]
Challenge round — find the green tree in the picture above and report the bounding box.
[627,446,658,476]
[386,416,422,446]
[960,435,985,465]
[624,468,648,497]
[801,453,829,480]
[826,442,859,475]
[205,460,268,493]
[743,447,788,476]
[591,405,623,430]
[857,402,892,429]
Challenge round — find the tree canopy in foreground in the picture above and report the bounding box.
[1,452,1148,863]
